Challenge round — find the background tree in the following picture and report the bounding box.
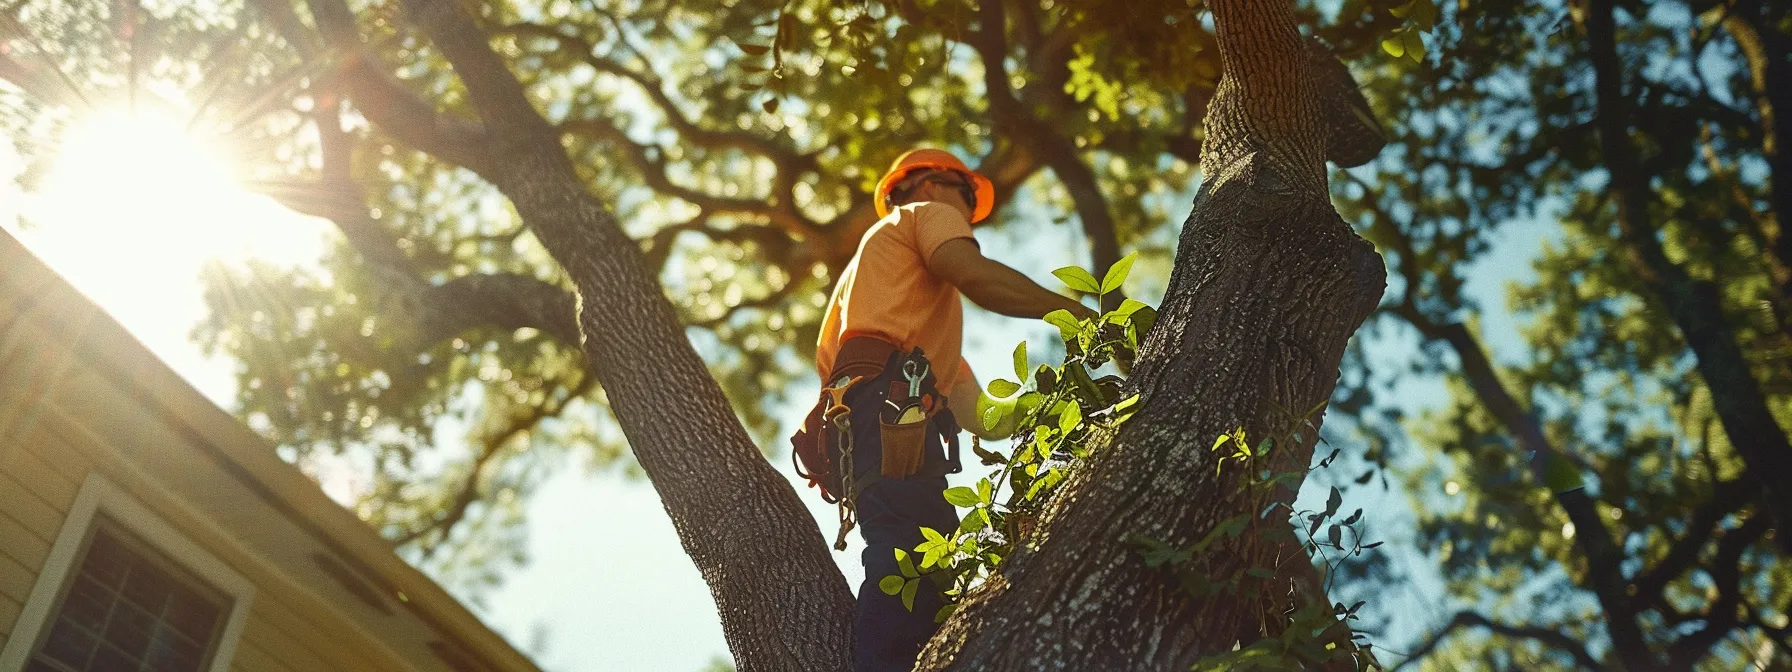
[1322,0,1792,668]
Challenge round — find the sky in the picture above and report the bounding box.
[0,105,1558,671]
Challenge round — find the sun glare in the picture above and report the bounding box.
[35,110,247,263]
[5,107,330,406]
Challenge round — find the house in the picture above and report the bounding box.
[0,230,541,672]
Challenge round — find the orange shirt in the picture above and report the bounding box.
[817,202,976,391]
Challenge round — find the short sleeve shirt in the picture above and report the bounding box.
[816,202,976,391]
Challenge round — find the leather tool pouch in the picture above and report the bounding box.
[879,416,928,479]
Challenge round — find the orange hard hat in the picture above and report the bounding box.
[873,148,996,223]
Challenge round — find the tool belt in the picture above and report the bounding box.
[791,337,963,547]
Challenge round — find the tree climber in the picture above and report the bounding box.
[790,148,1096,672]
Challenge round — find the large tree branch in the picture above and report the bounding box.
[385,1,856,667]
[1587,0,1792,554]
[394,372,597,554]
[1393,304,1655,667]
[558,118,815,236]
[1664,513,1773,669]
[284,0,494,172]
[497,21,819,176]
[1632,480,1754,609]
[1205,0,1327,191]
[972,0,1123,309]
[1396,611,1602,670]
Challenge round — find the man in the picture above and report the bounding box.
[800,148,1095,671]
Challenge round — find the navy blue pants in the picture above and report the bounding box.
[845,383,960,672]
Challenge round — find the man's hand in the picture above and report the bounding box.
[930,239,1095,320]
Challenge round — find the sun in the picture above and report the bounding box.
[4,106,330,405]
[32,109,248,265]
[15,107,329,284]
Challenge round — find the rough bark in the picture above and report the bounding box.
[1586,0,1792,555]
[916,1,1386,668]
[300,1,858,669]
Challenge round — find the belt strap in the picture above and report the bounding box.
[829,335,899,383]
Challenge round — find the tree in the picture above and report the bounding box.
[11,0,1786,669]
[2,0,1407,666]
[1323,0,1792,668]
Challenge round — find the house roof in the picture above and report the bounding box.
[0,229,542,672]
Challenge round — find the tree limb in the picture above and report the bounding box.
[1396,611,1602,671]
[1587,0,1792,555]
[558,118,815,236]
[394,372,597,554]
[972,0,1123,309]
[1665,513,1773,669]
[288,0,494,172]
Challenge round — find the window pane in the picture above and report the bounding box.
[31,525,229,672]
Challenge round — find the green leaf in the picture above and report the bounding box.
[959,508,988,533]
[1328,524,1343,548]
[736,41,772,55]
[1380,33,1406,58]
[1212,433,1233,452]
[1043,309,1081,341]
[1216,513,1248,539]
[895,548,918,577]
[944,487,980,507]
[987,379,1021,397]
[878,575,905,595]
[1388,0,1413,18]
[1012,341,1028,381]
[934,603,957,624]
[1112,298,1150,319]
[1111,394,1141,423]
[1052,266,1101,293]
[1326,486,1342,517]
[1539,450,1585,493]
[900,577,920,611]
[976,478,993,502]
[1413,0,1439,29]
[762,97,780,114]
[1403,29,1426,62]
[1128,306,1156,344]
[1058,400,1082,434]
[1100,253,1137,294]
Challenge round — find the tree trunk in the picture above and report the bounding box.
[916,1,1385,668]
[362,2,858,669]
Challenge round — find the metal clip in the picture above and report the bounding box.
[902,359,928,399]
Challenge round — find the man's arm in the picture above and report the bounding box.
[929,239,1097,320]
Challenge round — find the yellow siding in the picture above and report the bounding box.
[0,593,21,643]
[12,425,91,505]
[242,598,392,671]
[0,551,33,611]
[0,512,49,573]
[0,473,63,546]
[229,639,298,672]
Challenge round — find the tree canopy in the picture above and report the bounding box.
[2,0,1789,668]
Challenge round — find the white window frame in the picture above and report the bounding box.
[0,473,254,672]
